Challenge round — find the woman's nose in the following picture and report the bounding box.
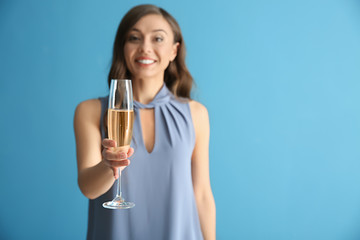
[139,38,152,53]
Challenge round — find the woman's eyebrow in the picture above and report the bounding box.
[153,29,167,35]
[130,28,141,32]
[130,28,167,35]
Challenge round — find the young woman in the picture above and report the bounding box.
[74,4,216,240]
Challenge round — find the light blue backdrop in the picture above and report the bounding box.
[1,0,360,239]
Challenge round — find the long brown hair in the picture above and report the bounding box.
[107,4,194,98]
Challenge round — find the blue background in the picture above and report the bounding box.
[1,0,360,239]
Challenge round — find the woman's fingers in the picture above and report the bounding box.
[101,139,134,179]
[112,167,119,179]
[102,157,130,167]
[127,147,134,158]
[102,139,116,148]
[103,149,128,160]
[108,159,130,167]
[112,166,127,179]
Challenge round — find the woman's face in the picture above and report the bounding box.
[124,14,179,81]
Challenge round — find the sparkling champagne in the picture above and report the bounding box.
[108,109,134,149]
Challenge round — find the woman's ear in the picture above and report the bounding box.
[170,42,180,62]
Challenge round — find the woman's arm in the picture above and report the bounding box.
[74,99,131,199]
[190,100,216,240]
[74,99,115,199]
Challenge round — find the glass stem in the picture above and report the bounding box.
[116,168,122,198]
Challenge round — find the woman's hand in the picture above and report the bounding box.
[102,139,134,179]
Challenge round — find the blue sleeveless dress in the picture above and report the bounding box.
[87,84,203,240]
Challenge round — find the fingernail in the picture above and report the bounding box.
[119,153,126,158]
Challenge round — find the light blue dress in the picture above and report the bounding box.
[86,84,203,240]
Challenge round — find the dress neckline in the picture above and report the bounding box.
[133,84,171,109]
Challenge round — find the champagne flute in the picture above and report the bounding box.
[103,79,135,209]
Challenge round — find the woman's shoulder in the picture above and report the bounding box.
[74,99,102,123]
[75,98,101,113]
[189,100,208,118]
[189,100,209,129]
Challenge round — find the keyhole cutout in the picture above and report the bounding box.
[139,108,155,153]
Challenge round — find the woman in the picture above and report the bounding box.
[74,4,215,240]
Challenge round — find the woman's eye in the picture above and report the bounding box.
[155,36,164,42]
[128,35,140,41]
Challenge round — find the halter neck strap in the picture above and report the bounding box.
[133,84,172,109]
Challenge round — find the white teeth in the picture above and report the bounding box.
[137,59,155,64]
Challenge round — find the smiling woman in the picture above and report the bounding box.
[74,4,216,240]
[123,14,179,89]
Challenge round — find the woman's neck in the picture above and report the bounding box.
[132,77,164,105]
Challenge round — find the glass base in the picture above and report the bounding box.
[103,200,135,210]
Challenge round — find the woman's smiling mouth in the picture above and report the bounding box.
[136,58,156,65]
